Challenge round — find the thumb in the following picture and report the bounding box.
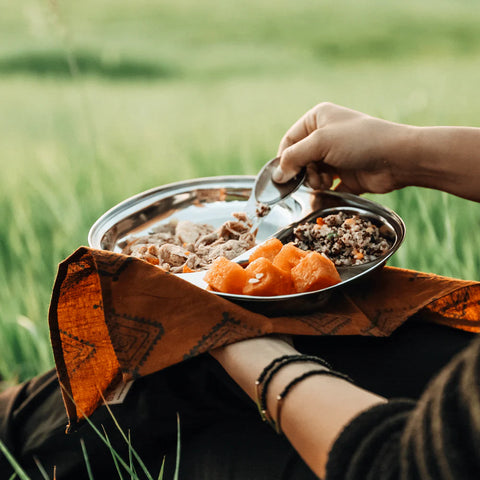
[272,162,296,183]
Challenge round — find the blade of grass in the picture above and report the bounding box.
[75,416,135,476]
[157,457,165,480]
[100,398,154,480]
[50,368,181,480]
[61,385,142,480]
[101,426,125,480]
[0,439,31,480]
[127,430,137,480]
[80,438,94,480]
[173,413,181,480]
[33,457,51,480]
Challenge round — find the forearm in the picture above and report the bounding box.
[275,102,480,200]
[211,337,385,478]
[393,125,480,202]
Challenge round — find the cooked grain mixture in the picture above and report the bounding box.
[292,212,392,266]
[122,212,255,273]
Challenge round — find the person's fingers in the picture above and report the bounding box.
[277,109,319,156]
[273,129,330,183]
[333,181,353,193]
[305,165,334,190]
[304,165,323,190]
[333,174,366,195]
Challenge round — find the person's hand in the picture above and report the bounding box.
[273,102,411,195]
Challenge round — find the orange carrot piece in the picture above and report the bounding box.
[203,257,247,294]
[243,257,295,296]
[291,251,341,293]
[272,242,308,273]
[249,238,284,263]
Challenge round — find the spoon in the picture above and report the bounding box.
[175,245,258,289]
[245,156,306,232]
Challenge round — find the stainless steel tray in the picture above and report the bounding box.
[89,176,405,316]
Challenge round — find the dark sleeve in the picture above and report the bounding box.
[325,335,480,480]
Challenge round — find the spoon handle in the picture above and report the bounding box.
[174,270,208,289]
[174,245,259,289]
[244,189,265,235]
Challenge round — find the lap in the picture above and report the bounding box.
[166,418,318,480]
[0,320,474,479]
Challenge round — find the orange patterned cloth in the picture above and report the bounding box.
[49,247,480,428]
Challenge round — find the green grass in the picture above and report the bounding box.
[1,0,480,383]
[0,404,180,479]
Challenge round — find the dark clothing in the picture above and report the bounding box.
[326,333,480,479]
[0,356,312,480]
[0,321,476,479]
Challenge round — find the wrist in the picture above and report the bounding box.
[389,125,467,194]
[211,335,297,363]
[380,122,421,190]
[263,360,334,424]
[210,336,299,400]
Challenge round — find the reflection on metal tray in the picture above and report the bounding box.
[89,176,405,316]
[89,176,308,252]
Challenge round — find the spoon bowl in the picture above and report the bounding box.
[245,157,306,232]
[254,157,306,206]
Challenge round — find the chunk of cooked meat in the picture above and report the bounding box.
[122,214,255,272]
[175,220,215,245]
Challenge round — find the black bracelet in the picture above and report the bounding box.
[255,354,305,418]
[256,355,302,386]
[257,355,333,427]
[275,369,354,435]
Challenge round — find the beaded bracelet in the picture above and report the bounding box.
[255,355,303,424]
[274,368,354,435]
[255,355,309,417]
[256,355,333,428]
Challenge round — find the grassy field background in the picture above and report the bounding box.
[1,0,480,384]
